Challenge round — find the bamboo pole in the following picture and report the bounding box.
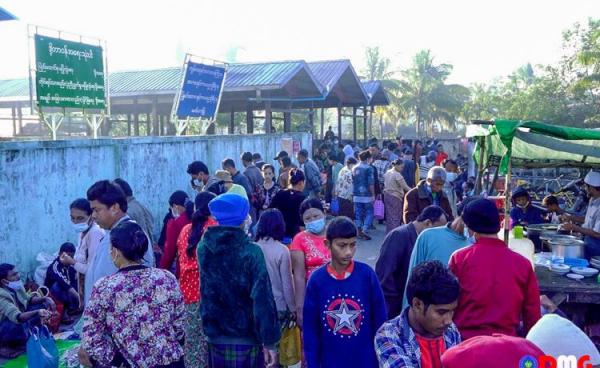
[475,136,486,195]
[504,158,512,244]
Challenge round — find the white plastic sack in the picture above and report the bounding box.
[34,252,56,286]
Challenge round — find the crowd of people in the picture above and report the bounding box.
[1,134,600,368]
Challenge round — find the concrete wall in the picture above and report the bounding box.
[0,133,312,276]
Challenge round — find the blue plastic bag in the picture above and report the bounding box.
[331,197,340,215]
[26,326,59,368]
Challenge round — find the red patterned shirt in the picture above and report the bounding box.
[176,218,217,304]
[290,231,331,281]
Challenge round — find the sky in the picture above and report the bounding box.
[1,0,598,85]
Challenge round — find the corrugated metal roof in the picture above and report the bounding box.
[0,79,29,98]
[306,60,368,105]
[362,81,380,98]
[307,60,350,93]
[0,62,313,98]
[362,81,390,106]
[109,61,312,95]
[109,67,181,95]
[0,62,393,105]
[226,61,307,89]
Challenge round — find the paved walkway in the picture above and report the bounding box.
[354,222,387,269]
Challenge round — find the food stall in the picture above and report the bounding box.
[467,119,600,327]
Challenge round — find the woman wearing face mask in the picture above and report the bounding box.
[443,159,460,219]
[79,221,185,368]
[290,198,330,329]
[60,198,105,306]
[159,191,194,271]
[0,263,56,358]
[510,186,545,227]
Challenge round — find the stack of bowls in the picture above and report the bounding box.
[550,263,571,275]
[589,256,600,270]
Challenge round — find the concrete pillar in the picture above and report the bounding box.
[127,113,132,136]
[134,112,140,136]
[229,110,235,134]
[146,113,151,136]
[283,112,291,133]
[265,101,272,134]
[337,106,342,140]
[320,108,325,139]
[11,106,17,136]
[17,106,23,132]
[363,106,368,146]
[352,107,357,143]
[151,99,159,136]
[309,108,314,136]
[246,107,254,134]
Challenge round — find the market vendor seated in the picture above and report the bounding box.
[44,242,80,314]
[561,171,600,258]
[510,186,545,227]
[0,263,56,358]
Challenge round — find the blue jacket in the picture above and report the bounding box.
[510,205,546,227]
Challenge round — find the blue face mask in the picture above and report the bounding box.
[306,218,326,234]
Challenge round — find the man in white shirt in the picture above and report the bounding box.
[561,171,600,258]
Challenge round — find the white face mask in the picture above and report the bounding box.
[516,202,529,209]
[446,172,457,183]
[72,221,90,233]
[6,280,24,291]
[463,226,476,244]
[171,208,180,219]
[244,215,252,234]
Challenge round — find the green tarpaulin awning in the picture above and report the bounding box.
[467,119,600,174]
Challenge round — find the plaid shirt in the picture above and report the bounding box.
[373,159,391,189]
[375,308,461,368]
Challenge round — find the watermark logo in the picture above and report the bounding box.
[520,354,592,368]
[520,355,538,368]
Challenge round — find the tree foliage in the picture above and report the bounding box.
[463,18,600,128]
[362,18,600,136]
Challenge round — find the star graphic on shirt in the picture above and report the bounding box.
[324,298,363,334]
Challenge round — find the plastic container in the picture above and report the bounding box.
[508,226,535,267]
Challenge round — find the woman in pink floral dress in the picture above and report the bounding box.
[290,198,331,329]
[79,221,185,368]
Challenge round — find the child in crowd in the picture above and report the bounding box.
[44,242,79,314]
[542,195,562,224]
[303,216,387,368]
[510,186,545,227]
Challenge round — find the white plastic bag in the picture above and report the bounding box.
[34,252,56,286]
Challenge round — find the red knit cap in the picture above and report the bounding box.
[441,334,545,368]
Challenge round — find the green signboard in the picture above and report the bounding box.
[34,34,106,109]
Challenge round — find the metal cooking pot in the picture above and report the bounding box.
[526,224,558,252]
[548,240,585,259]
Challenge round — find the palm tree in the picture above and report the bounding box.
[361,47,403,137]
[396,50,469,137]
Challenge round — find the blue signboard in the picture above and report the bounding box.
[175,61,226,119]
